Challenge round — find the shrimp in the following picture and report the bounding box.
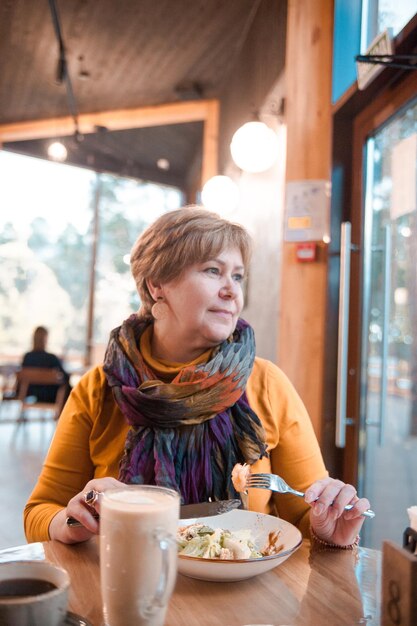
[231,463,251,492]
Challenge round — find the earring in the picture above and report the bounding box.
[151,297,169,320]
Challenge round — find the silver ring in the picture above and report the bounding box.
[84,489,100,505]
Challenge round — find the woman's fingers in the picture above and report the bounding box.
[321,482,357,517]
[83,477,124,497]
[50,477,126,544]
[305,478,363,518]
[307,477,372,546]
[66,477,124,532]
[50,508,93,544]
[343,496,371,520]
[304,477,335,503]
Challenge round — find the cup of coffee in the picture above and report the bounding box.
[0,560,70,626]
[100,485,180,626]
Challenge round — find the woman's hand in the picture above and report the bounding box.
[305,477,371,546]
[49,477,126,544]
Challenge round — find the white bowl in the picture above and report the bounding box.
[177,509,302,582]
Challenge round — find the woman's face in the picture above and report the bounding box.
[155,247,245,361]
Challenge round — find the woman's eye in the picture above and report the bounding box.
[205,267,220,275]
[233,273,244,283]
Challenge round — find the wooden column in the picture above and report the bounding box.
[201,99,220,186]
[85,174,101,368]
[278,0,334,439]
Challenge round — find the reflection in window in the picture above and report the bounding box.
[362,0,416,49]
[0,151,182,370]
[366,98,417,397]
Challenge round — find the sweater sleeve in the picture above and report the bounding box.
[247,359,328,537]
[269,363,328,535]
[23,368,103,542]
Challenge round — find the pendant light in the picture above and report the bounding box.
[47,141,68,162]
[201,175,239,213]
[230,121,279,173]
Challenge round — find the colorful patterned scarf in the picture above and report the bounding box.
[103,314,267,503]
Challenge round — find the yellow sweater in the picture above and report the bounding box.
[24,350,327,542]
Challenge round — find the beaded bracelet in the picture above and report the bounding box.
[310,526,360,551]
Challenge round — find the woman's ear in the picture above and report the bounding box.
[146,278,163,302]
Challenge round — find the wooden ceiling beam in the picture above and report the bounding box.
[201,99,219,185]
[0,99,218,142]
[0,98,219,188]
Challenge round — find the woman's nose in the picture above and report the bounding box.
[220,276,238,298]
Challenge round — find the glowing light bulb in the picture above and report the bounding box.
[156,158,170,170]
[230,121,279,173]
[47,141,68,162]
[201,176,239,213]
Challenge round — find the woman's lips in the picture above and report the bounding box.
[209,309,233,317]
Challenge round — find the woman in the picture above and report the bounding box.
[21,326,71,403]
[24,206,370,548]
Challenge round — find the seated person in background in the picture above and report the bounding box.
[21,326,71,403]
[24,207,370,547]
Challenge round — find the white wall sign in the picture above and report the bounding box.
[284,180,331,242]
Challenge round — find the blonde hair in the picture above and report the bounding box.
[130,206,252,319]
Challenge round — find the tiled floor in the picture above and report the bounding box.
[0,401,56,550]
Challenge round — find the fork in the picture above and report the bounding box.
[247,473,375,519]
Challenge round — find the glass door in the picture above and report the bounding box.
[359,98,417,549]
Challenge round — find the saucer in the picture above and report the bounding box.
[64,612,93,626]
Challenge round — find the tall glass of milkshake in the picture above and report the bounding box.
[100,485,180,626]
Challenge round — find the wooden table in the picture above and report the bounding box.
[0,539,381,625]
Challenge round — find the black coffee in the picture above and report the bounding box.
[0,578,57,599]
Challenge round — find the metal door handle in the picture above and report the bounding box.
[336,222,351,448]
[379,223,391,446]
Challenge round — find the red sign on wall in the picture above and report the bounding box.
[295,242,317,262]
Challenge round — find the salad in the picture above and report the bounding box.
[177,523,282,560]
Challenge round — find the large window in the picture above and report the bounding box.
[332,1,416,103]
[362,0,416,48]
[92,173,182,362]
[0,151,182,370]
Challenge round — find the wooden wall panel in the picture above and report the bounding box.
[218,0,287,172]
[278,0,334,439]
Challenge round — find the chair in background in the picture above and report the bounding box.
[0,364,19,398]
[16,367,67,422]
